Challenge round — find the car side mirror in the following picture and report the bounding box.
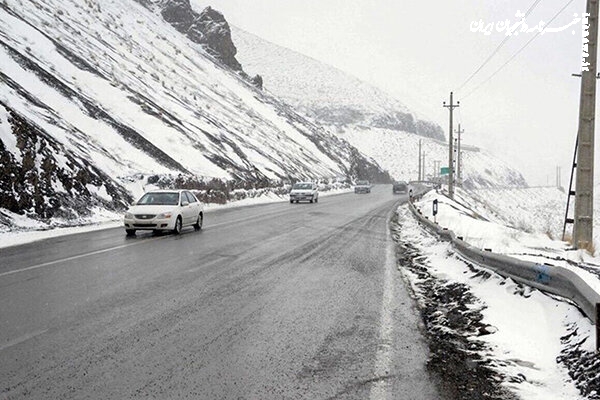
[131,201,137,206]
[181,201,190,206]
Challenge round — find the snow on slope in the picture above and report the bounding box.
[452,185,600,256]
[414,188,600,291]
[395,205,593,400]
[1,0,339,179]
[0,0,389,229]
[338,127,527,187]
[231,27,527,188]
[465,187,567,238]
[232,27,445,141]
[408,188,600,398]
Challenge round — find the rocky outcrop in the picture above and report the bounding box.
[158,0,195,31]
[347,148,393,184]
[372,112,445,141]
[0,103,132,223]
[415,119,445,141]
[305,107,445,141]
[250,74,263,89]
[372,111,416,133]
[188,6,242,71]
[160,1,242,71]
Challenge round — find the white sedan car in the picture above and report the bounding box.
[289,182,319,204]
[123,189,203,236]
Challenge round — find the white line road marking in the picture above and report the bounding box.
[207,208,292,229]
[0,208,293,279]
[0,237,162,278]
[0,329,48,352]
[370,224,396,400]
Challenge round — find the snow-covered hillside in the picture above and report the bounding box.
[232,27,445,141]
[337,127,527,188]
[465,187,567,238]
[232,28,528,188]
[0,0,390,229]
[457,185,600,250]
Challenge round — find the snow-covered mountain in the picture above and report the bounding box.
[232,27,445,142]
[0,0,390,229]
[337,127,527,188]
[232,28,527,188]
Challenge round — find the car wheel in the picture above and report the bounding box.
[194,213,203,231]
[315,197,318,203]
[125,229,136,236]
[309,199,313,203]
[290,199,294,204]
[173,216,182,235]
[296,200,299,204]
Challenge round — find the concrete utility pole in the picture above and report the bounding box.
[422,152,426,180]
[455,124,465,186]
[443,92,459,199]
[574,0,599,250]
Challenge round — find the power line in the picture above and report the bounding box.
[462,0,576,100]
[455,0,545,92]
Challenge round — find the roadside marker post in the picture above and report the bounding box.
[433,199,438,224]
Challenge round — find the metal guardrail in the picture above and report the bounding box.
[406,198,600,349]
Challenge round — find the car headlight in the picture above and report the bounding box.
[156,212,172,219]
[124,212,133,219]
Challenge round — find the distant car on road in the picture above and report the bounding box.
[290,182,319,203]
[392,181,408,194]
[354,180,371,194]
[123,189,203,235]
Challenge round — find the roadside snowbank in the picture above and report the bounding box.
[0,186,352,249]
[396,189,600,400]
[413,188,600,294]
[394,205,595,399]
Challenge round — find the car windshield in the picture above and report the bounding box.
[356,181,369,185]
[137,192,180,206]
[292,183,312,190]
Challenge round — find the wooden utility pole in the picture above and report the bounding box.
[443,92,459,198]
[455,124,465,186]
[574,0,599,250]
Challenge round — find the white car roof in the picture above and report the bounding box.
[144,189,187,193]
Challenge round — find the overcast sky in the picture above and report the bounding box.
[192,0,588,186]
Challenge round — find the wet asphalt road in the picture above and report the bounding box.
[0,185,440,399]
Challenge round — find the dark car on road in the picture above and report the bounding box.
[392,181,408,194]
